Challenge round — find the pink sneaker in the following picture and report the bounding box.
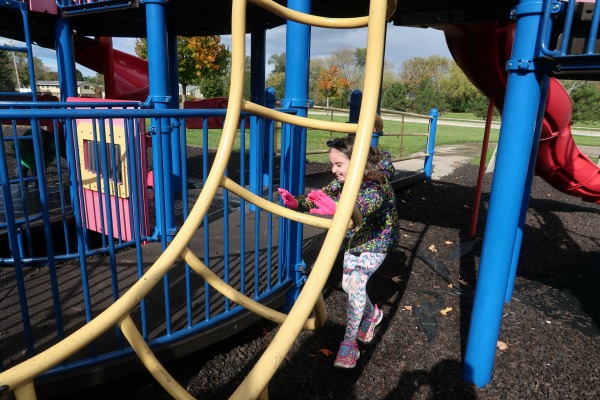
[356,305,383,343]
[333,340,360,368]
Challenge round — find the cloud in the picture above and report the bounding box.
[2,24,451,78]
[218,23,452,74]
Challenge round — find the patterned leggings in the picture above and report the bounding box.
[341,251,386,341]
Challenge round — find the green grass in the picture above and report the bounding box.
[184,112,600,164]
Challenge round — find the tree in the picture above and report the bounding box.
[268,53,286,74]
[266,71,285,100]
[381,81,409,111]
[199,76,227,98]
[571,82,600,123]
[328,48,371,107]
[399,55,451,111]
[441,63,485,112]
[135,36,230,99]
[330,48,367,89]
[411,79,440,114]
[0,49,16,91]
[12,52,55,87]
[266,53,286,99]
[309,58,327,105]
[316,65,350,108]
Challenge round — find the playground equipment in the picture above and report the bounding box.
[0,0,599,398]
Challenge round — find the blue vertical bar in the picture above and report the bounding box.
[280,0,311,307]
[54,17,78,99]
[424,108,438,181]
[143,0,176,243]
[249,28,267,212]
[265,88,276,288]
[19,4,37,101]
[169,33,182,193]
[463,0,546,387]
[240,119,247,295]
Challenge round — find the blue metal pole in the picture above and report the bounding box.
[424,108,439,181]
[249,28,266,211]
[505,75,549,302]
[169,33,182,193]
[463,0,546,386]
[54,17,78,99]
[143,0,176,243]
[348,89,362,123]
[281,0,312,307]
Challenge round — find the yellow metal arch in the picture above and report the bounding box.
[0,0,393,398]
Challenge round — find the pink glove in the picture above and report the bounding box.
[278,187,298,210]
[306,190,336,216]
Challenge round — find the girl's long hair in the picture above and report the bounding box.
[327,136,387,182]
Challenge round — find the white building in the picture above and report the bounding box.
[35,81,102,98]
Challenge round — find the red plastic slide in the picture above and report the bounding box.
[443,22,600,203]
[74,36,149,101]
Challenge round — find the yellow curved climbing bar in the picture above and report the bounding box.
[230,0,389,396]
[248,0,396,28]
[0,0,392,397]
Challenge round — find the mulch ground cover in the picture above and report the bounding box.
[54,160,600,400]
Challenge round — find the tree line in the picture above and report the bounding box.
[3,38,600,123]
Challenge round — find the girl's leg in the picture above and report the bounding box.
[341,252,386,341]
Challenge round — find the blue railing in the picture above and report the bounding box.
[539,0,600,72]
[0,102,299,377]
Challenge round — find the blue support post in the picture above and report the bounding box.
[280,0,312,308]
[142,0,176,243]
[348,89,362,123]
[54,18,78,99]
[463,0,547,386]
[249,28,267,211]
[505,75,549,302]
[424,108,439,181]
[169,33,182,193]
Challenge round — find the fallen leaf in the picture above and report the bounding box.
[458,279,469,286]
[444,240,453,245]
[391,275,402,283]
[403,234,409,238]
[404,305,413,311]
[497,341,508,350]
[319,348,334,357]
[428,244,437,252]
[447,283,453,288]
[440,307,453,316]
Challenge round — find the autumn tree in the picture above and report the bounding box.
[316,65,351,108]
[135,36,230,100]
[309,58,327,105]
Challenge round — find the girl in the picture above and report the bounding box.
[278,136,399,368]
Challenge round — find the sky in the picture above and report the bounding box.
[2,23,452,79]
